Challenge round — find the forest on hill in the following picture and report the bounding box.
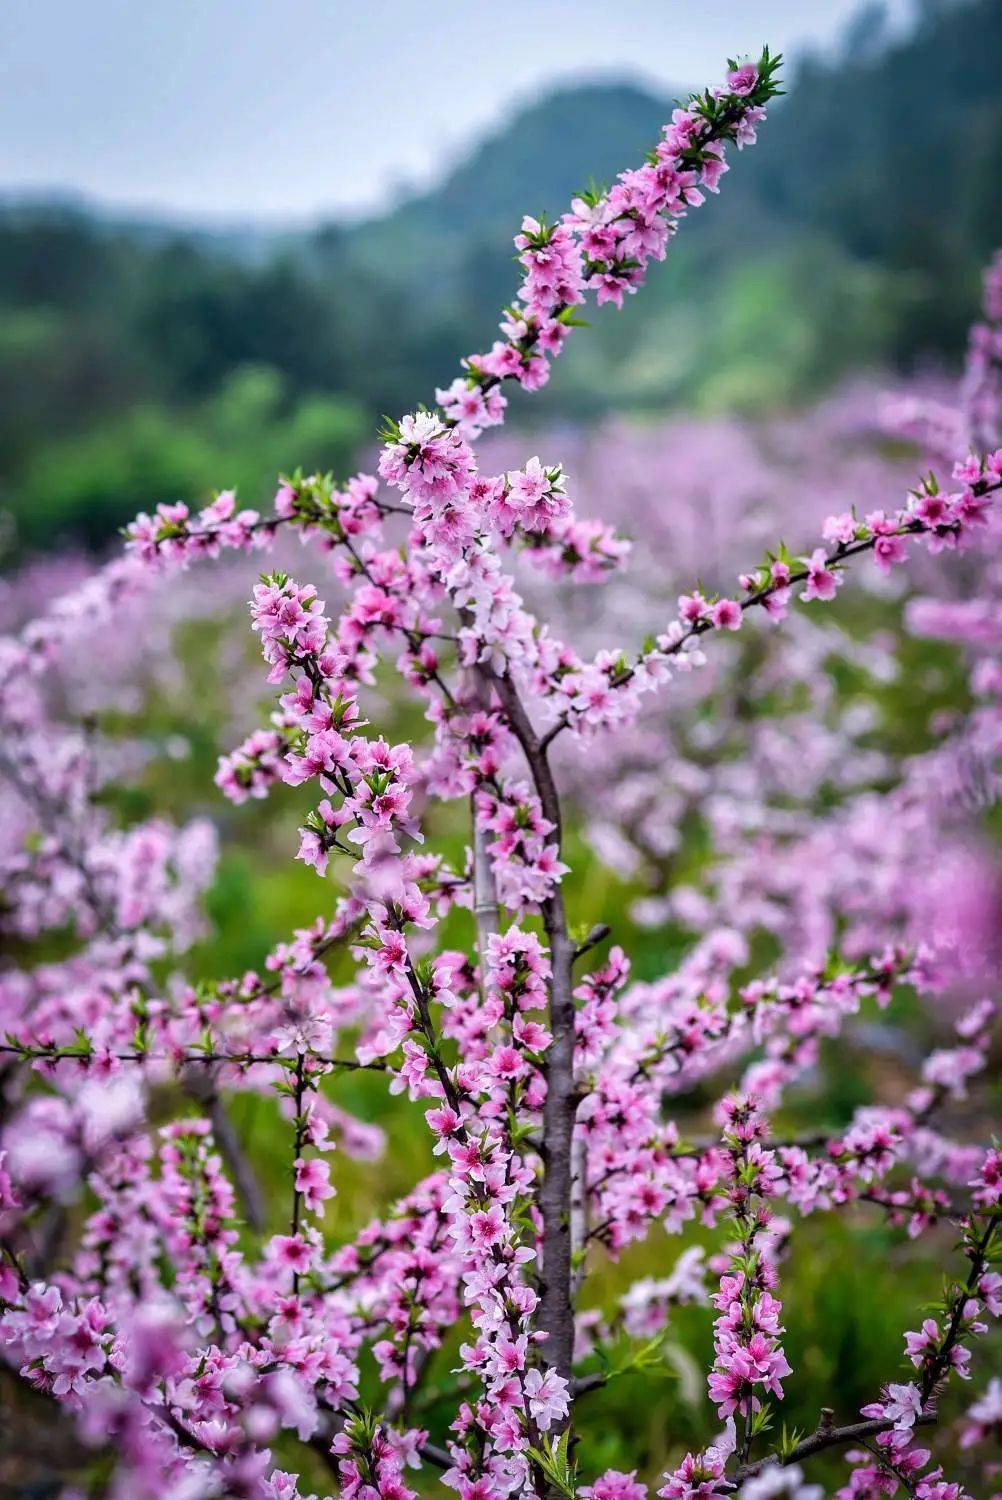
[1,0,999,549]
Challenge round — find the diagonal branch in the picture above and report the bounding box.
[734,1412,937,1484]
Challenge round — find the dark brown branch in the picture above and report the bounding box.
[183,1067,266,1231]
[735,1413,936,1483]
[919,1211,999,1404]
[570,1372,606,1398]
[573,923,611,963]
[0,1043,384,1070]
[736,1212,998,1484]
[468,659,501,976]
[421,1441,454,1472]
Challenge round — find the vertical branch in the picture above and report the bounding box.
[464,653,501,978]
[491,669,577,1396]
[472,813,500,968]
[290,1053,307,1293]
[537,919,577,1393]
[183,1066,266,1231]
[570,1133,589,1299]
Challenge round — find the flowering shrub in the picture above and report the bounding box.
[1,49,1000,1500]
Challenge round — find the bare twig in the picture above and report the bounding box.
[734,1413,937,1484]
[574,923,611,963]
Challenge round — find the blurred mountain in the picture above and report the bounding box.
[1,0,1000,549]
[334,83,673,278]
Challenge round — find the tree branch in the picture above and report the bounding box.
[734,1413,937,1484]
[183,1067,267,1232]
[468,660,501,980]
[491,669,577,1404]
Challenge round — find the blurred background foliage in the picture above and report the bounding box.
[1,0,1000,551]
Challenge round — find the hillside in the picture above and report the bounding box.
[1,0,1000,549]
[332,0,1000,413]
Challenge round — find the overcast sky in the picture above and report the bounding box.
[1,0,913,222]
